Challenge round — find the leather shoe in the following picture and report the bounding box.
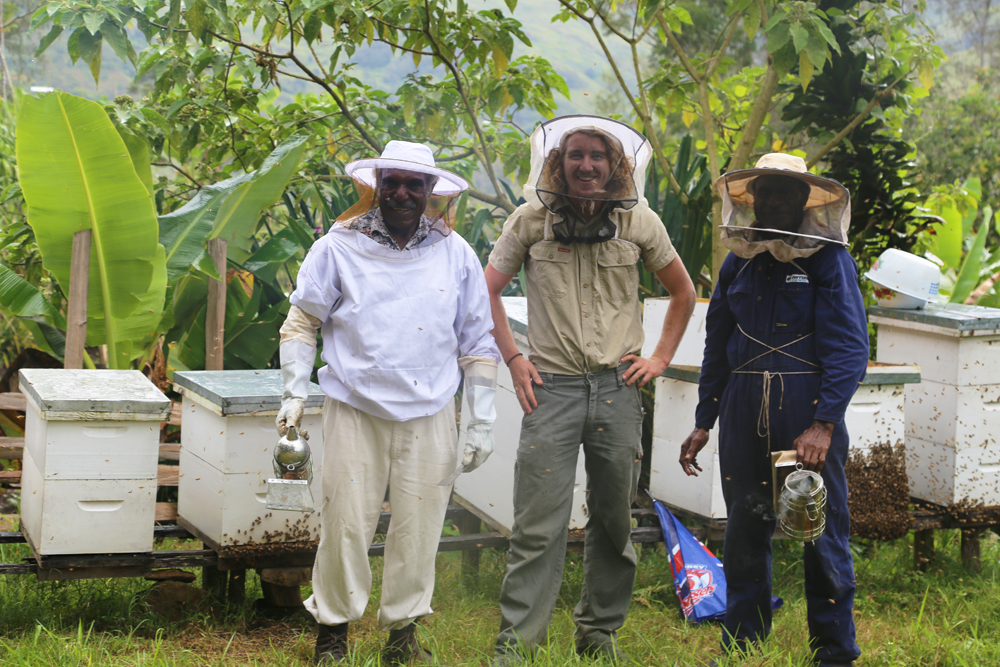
[313,623,348,665]
[576,633,632,664]
[384,623,433,664]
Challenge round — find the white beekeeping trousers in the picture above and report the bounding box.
[304,397,460,631]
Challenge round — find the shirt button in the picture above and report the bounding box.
[583,254,589,259]
[582,283,588,288]
[587,342,592,347]
[548,253,554,259]
[757,296,763,301]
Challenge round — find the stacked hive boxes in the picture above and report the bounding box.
[644,298,919,519]
[455,296,589,534]
[871,303,1000,506]
[19,369,171,555]
[174,370,325,550]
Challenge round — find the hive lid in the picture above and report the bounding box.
[661,361,920,386]
[869,303,1000,333]
[18,369,171,420]
[502,296,528,337]
[173,370,324,415]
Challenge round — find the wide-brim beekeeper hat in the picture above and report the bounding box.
[716,152,851,262]
[523,115,652,212]
[338,141,469,228]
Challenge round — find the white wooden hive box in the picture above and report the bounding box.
[173,370,326,549]
[18,369,170,555]
[647,364,917,521]
[871,303,1000,387]
[455,297,588,535]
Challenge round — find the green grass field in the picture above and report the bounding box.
[0,529,999,665]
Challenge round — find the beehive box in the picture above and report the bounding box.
[644,299,919,519]
[872,303,1000,505]
[871,304,1000,386]
[173,370,326,549]
[18,369,170,555]
[456,297,588,535]
[641,298,710,367]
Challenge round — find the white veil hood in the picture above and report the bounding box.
[716,153,851,262]
[522,115,652,211]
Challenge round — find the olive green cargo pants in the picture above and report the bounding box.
[495,363,642,656]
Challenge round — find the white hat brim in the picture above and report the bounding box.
[345,157,469,196]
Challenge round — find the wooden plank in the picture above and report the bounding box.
[157,465,179,487]
[204,238,227,371]
[167,402,182,426]
[0,437,24,460]
[155,502,178,523]
[64,230,92,370]
[0,393,25,411]
[0,470,20,483]
[158,444,181,462]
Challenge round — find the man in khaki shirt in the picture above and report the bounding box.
[485,116,696,663]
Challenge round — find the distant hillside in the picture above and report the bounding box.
[19,0,635,123]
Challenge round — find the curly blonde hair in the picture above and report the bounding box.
[537,128,635,201]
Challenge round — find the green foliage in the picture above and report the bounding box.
[15,91,165,368]
[913,69,1000,218]
[781,0,936,271]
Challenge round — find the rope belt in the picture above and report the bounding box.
[731,324,820,454]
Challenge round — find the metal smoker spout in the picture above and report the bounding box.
[266,425,315,512]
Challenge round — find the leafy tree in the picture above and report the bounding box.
[554,0,942,283]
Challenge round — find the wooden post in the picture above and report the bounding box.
[202,542,227,603]
[64,230,92,369]
[457,511,482,589]
[227,568,246,607]
[205,238,227,371]
[961,529,983,573]
[914,529,934,572]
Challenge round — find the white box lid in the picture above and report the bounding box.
[869,303,1000,333]
[173,370,324,415]
[19,369,171,421]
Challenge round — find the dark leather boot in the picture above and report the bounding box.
[313,623,348,665]
[383,623,433,664]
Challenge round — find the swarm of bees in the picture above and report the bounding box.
[846,442,913,540]
[218,512,321,561]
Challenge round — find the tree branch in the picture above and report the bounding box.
[729,63,778,170]
[806,69,912,167]
[704,12,741,80]
[153,161,203,187]
[467,186,514,211]
[657,13,701,83]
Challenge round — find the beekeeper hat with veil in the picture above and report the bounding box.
[523,115,652,244]
[716,152,851,263]
[336,140,470,238]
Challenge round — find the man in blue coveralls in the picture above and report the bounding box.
[678,153,869,667]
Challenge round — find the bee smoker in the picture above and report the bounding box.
[266,426,315,512]
[777,466,827,541]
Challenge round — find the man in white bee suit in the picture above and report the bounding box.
[275,141,501,664]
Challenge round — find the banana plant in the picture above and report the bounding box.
[14,91,166,369]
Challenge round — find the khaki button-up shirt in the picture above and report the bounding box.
[489,202,677,375]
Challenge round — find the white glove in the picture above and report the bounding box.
[276,338,315,436]
[460,357,498,473]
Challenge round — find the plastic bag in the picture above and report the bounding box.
[653,499,728,623]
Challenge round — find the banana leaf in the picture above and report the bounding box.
[15,91,165,367]
[952,206,994,304]
[210,133,309,263]
[0,264,66,328]
[159,133,308,279]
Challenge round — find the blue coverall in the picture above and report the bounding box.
[695,245,869,666]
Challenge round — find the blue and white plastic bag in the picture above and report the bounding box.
[653,499,728,623]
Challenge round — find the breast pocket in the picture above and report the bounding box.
[726,282,753,324]
[773,286,816,334]
[597,243,640,302]
[528,242,573,298]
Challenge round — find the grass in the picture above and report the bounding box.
[1,530,1000,665]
